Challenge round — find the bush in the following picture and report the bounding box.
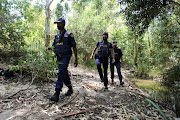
[162,64,180,116]
[134,63,149,78]
[162,64,180,90]
[11,49,58,82]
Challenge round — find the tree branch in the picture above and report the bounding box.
[170,0,180,6]
[48,0,54,8]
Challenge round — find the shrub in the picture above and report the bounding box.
[162,64,180,116]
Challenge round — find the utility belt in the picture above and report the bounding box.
[56,51,72,57]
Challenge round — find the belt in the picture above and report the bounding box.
[58,53,65,57]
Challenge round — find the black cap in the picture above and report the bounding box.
[113,41,117,44]
[54,17,65,24]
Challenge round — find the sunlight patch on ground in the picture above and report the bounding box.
[132,78,166,91]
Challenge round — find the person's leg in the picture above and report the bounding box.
[103,57,108,89]
[64,71,73,96]
[96,58,104,82]
[55,58,70,91]
[50,55,71,102]
[64,71,71,86]
[110,59,114,84]
[115,61,124,85]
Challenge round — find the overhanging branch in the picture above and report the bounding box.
[48,0,54,8]
[170,0,180,6]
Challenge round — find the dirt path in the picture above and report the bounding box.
[0,64,176,120]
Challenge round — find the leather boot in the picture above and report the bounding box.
[111,79,114,85]
[49,91,60,102]
[65,85,73,96]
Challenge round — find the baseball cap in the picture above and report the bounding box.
[54,17,65,24]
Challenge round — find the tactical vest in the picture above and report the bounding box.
[54,31,72,54]
[110,47,122,60]
[97,41,111,58]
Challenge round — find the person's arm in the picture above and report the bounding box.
[110,48,115,63]
[90,46,98,59]
[73,46,78,67]
[120,56,123,65]
[119,49,123,65]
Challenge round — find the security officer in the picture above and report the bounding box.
[46,18,78,102]
[110,40,124,85]
[90,32,115,90]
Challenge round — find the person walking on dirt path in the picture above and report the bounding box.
[45,18,78,102]
[90,32,115,90]
[110,40,124,85]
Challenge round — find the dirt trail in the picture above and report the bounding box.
[0,64,176,120]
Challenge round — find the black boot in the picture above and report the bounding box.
[120,81,124,85]
[49,91,60,102]
[104,86,108,91]
[111,79,114,85]
[65,85,73,96]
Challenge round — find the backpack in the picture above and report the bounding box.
[97,41,111,58]
[114,47,121,60]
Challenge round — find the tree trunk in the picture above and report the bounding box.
[45,0,52,47]
[134,28,138,66]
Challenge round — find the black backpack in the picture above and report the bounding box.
[114,47,121,60]
[97,41,110,58]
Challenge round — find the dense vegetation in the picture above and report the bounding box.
[0,0,179,113]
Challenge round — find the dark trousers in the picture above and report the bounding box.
[55,55,72,92]
[110,60,122,82]
[96,57,108,87]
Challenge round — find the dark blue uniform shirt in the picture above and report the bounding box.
[52,30,76,55]
[110,46,123,60]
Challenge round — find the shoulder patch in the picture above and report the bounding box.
[70,33,74,38]
[67,32,71,35]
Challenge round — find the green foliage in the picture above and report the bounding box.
[162,64,180,103]
[134,63,149,78]
[16,48,59,81]
[9,65,20,71]
[0,0,45,51]
[67,0,134,66]
[163,65,180,89]
[119,0,175,34]
[55,3,63,18]
[0,0,26,51]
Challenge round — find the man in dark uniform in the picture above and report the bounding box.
[90,32,115,90]
[45,18,78,102]
[110,40,124,85]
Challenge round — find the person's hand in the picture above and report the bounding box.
[112,58,115,63]
[74,59,78,67]
[45,47,51,52]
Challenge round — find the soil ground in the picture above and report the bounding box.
[0,63,176,120]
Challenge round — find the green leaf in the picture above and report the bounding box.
[145,98,168,120]
[122,106,129,119]
[132,116,140,120]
